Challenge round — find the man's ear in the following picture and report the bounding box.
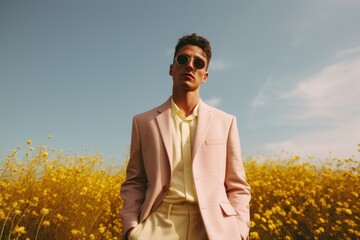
[169,64,173,76]
[201,72,209,83]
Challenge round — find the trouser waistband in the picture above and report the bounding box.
[158,201,201,219]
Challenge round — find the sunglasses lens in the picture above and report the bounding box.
[194,58,205,69]
[175,54,206,69]
[176,55,189,65]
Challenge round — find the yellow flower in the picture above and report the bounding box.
[2,141,359,239]
[98,225,106,233]
[291,219,298,225]
[26,139,32,145]
[42,220,50,227]
[268,222,276,230]
[14,226,26,234]
[344,208,352,215]
[0,210,5,219]
[41,208,50,215]
[250,232,260,239]
[56,213,65,221]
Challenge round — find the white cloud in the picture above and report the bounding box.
[335,46,360,59]
[252,56,360,158]
[209,59,229,71]
[205,97,221,107]
[281,57,360,120]
[251,75,273,107]
[266,117,360,158]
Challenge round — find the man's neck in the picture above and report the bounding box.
[171,92,200,117]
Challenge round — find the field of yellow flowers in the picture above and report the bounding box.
[0,141,359,239]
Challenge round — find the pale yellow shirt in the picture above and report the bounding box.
[163,98,199,204]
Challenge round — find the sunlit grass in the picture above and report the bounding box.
[0,141,359,239]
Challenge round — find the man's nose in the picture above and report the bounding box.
[185,59,194,70]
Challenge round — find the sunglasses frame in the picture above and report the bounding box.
[175,54,206,70]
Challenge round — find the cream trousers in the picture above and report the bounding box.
[128,202,208,240]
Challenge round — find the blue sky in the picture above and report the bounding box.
[1,0,360,163]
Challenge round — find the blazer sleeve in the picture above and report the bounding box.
[120,116,148,236]
[225,116,251,239]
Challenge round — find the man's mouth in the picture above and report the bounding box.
[182,73,194,79]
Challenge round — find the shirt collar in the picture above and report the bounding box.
[171,97,199,120]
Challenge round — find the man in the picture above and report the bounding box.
[120,33,251,240]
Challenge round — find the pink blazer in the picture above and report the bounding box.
[120,98,251,240]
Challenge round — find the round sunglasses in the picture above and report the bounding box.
[175,54,206,70]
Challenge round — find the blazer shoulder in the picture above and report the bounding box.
[133,98,171,122]
[205,103,235,120]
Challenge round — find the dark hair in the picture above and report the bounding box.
[173,33,212,69]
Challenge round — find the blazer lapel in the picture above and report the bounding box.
[155,99,173,168]
[192,99,212,160]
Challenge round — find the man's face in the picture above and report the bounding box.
[169,44,209,92]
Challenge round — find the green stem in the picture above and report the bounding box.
[34,215,45,240]
[0,207,15,239]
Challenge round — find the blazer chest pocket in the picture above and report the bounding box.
[219,202,237,216]
[205,138,225,146]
